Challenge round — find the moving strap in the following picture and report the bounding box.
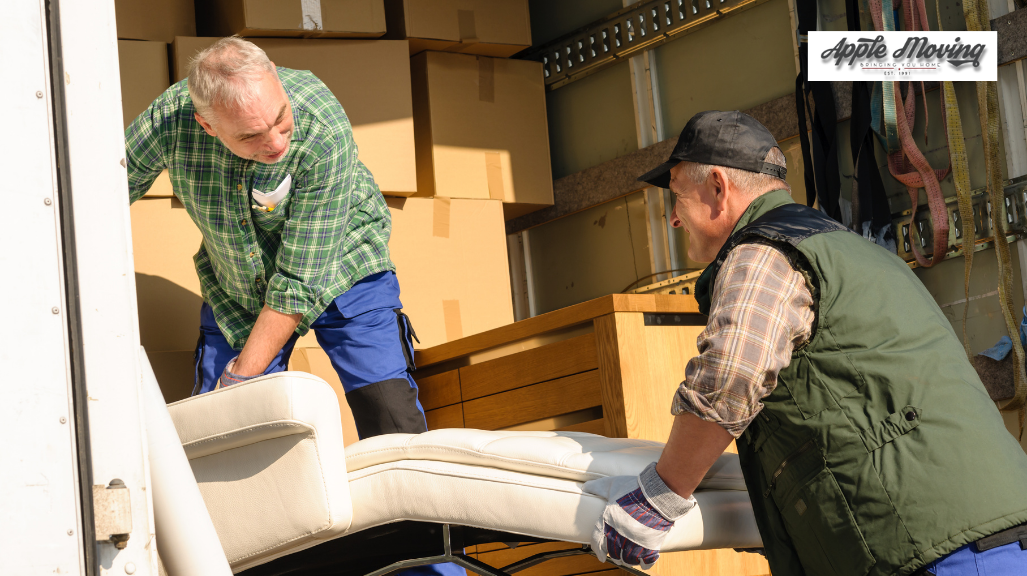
[794,0,843,221]
[845,0,893,239]
[869,0,952,267]
[963,0,1027,430]
[939,78,975,359]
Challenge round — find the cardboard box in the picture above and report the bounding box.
[173,37,417,196]
[115,0,196,43]
[411,51,553,219]
[132,196,512,353]
[384,0,531,57]
[196,0,386,39]
[119,39,175,198]
[296,196,514,348]
[119,40,170,128]
[289,348,361,446]
[385,197,515,348]
[131,198,204,352]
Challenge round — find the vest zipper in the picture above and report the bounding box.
[763,439,816,498]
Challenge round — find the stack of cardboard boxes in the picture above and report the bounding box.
[118,0,552,435]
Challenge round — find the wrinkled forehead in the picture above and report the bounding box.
[215,72,288,129]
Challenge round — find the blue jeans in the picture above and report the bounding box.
[925,541,1027,575]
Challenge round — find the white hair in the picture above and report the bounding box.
[187,36,276,123]
[682,147,790,195]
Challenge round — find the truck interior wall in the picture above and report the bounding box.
[528,0,800,314]
[546,60,639,179]
[653,0,796,138]
[527,0,624,46]
[525,191,651,315]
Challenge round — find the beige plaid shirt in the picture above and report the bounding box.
[672,243,815,438]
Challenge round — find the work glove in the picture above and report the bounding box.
[587,462,697,571]
[216,357,259,390]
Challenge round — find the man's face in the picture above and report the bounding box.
[668,162,733,263]
[194,69,294,164]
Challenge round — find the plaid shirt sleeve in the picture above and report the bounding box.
[264,128,354,319]
[124,90,176,204]
[672,243,815,438]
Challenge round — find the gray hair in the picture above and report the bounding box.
[682,147,790,195]
[187,36,276,123]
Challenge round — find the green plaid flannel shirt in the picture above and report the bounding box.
[125,68,394,350]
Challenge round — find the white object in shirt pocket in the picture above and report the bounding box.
[251,174,291,212]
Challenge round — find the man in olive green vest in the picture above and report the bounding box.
[588,110,1027,575]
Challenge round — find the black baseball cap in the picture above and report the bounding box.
[637,110,786,189]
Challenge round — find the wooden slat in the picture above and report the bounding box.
[463,371,601,430]
[656,549,770,576]
[425,404,463,430]
[475,541,612,576]
[593,314,630,439]
[415,294,699,368]
[555,418,606,436]
[416,369,461,410]
[475,542,767,576]
[460,334,598,401]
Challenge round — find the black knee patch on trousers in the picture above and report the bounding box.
[346,378,427,438]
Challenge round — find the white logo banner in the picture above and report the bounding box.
[808,31,997,81]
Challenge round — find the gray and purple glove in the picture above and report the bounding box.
[587,463,697,570]
[216,357,259,390]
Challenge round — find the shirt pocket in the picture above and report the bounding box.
[766,440,876,576]
[251,182,293,233]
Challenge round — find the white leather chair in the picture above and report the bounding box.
[167,372,761,575]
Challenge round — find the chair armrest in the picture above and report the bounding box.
[166,372,353,569]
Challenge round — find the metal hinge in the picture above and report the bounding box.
[93,479,132,549]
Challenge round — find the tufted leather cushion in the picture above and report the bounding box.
[345,429,746,490]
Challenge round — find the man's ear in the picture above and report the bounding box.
[194,112,218,137]
[709,167,731,211]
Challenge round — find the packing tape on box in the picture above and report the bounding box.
[432,197,451,238]
[485,152,505,201]
[442,300,463,341]
[458,10,478,43]
[301,0,324,30]
[289,347,312,373]
[478,56,494,103]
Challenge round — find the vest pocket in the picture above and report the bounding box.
[768,442,876,576]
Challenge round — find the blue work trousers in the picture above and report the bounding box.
[923,540,1027,575]
[192,271,429,438]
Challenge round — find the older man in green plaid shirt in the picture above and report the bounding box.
[124,37,442,466]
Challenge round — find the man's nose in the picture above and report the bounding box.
[671,214,682,228]
[271,129,287,150]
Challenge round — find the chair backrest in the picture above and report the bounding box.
[168,372,353,569]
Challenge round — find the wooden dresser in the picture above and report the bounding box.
[412,294,769,576]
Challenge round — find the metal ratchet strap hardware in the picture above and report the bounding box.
[963,0,1027,432]
[794,0,843,221]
